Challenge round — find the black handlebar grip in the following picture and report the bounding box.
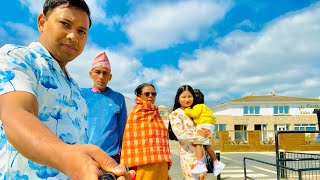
[99,173,116,180]
[99,166,130,180]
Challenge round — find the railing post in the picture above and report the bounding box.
[275,131,280,180]
[243,157,247,179]
[279,149,286,179]
[215,150,221,180]
[298,171,302,180]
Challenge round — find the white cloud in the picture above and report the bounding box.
[236,19,256,30]
[19,0,43,15]
[5,22,38,45]
[124,0,233,51]
[216,30,258,54]
[155,2,320,106]
[67,43,144,100]
[85,0,108,23]
[0,27,10,45]
[6,1,320,107]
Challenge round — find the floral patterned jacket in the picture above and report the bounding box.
[0,42,87,179]
[169,108,208,180]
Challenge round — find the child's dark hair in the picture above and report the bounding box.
[194,89,204,104]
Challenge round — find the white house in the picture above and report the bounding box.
[211,93,320,134]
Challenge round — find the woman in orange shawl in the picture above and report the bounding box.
[121,83,172,180]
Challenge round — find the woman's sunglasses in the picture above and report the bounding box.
[143,92,157,97]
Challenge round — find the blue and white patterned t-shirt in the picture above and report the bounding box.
[0,42,88,179]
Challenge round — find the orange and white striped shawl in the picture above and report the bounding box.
[120,97,172,168]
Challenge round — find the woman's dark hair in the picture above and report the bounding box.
[134,83,155,97]
[193,89,204,104]
[43,0,92,28]
[169,84,196,141]
[172,85,196,111]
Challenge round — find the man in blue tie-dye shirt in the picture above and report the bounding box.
[0,0,135,180]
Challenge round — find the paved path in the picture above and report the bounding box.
[168,141,280,179]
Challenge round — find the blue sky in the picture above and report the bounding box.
[1,0,320,107]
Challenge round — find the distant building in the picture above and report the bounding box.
[150,94,320,142]
[157,105,172,128]
[211,93,320,135]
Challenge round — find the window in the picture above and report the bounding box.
[234,125,248,140]
[254,124,267,131]
[294,124,316,131]
[214,124,226,131]
[273,105,289,115]
[274,124,289,131]
[259,125,272,143]
[244,106,260,115]
[214,124,226,139]
[244,106,248,114]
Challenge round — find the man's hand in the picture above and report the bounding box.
[109,164,135,180]
[57,144,135,180]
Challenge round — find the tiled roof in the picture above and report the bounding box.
[230,95,320,102]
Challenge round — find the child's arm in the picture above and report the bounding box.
[169,111,210,145]
[184,104,202,118]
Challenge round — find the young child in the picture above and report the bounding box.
[185,89,225,176]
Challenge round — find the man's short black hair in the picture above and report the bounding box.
[43,0,92,28]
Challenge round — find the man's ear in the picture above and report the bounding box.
[89,71,93,79]
[109,74,112,81]
[38,13,46,33]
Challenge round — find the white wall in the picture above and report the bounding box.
[213,102,320,116]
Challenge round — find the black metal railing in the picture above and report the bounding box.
[243,109,320,179]
[243,157,277,179]
[275,130,320,180]
[243,130,320,179]
[278,151,320,179]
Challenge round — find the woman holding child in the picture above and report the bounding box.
[169,85,223,179]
